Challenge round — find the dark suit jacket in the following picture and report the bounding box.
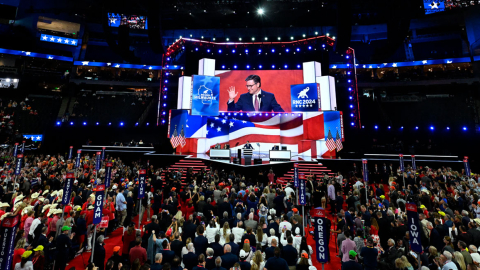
[220,253,239,269]
[341,260,363,270]
[160,249,175,265]
[265,246,275,260]
[210,242,224,257]
[227,90,284,112]
[170,240,184,258]
[183,252,199,270]
[194,235,209,255]
[282,245,298,266]
[226,241,240,257]
[244,143,254,149]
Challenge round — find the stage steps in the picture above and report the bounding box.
[158,159,210,188]
[276,162,336,184]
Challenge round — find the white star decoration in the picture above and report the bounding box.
[210,123,214,128]
[447,60,452,64]
[42,35,48,40]
[222,119,227,124]
[217,127,221,132]
[36,136,41,140]
[110,18,117,24]
[422,60,428,64]
[57,38,62,42]
[431,1,439,9]
[149,66,152,70]
[115,64,120,68]
[242,121,247,124]
[82,61,89,65]
[392,63,397,67]
[50,37,55,41]
[332,65,337,69]
[48,56,53,59]
[64,39,70,44]
[71,40,76,45]
[107,63,111,66]
[214,117,219,120]
[229,122,234,127]
[26,52,31,55]
[206,130,209,135]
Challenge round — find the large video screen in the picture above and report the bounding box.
[108,13,147,29]
[215,70,305,112]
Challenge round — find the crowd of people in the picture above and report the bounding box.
[0,146,478,270]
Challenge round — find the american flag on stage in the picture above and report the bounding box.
[205,114,305,150]
[335,129,343,151]
[179,126,186,148]
[326,129,336,152]
[170,126,180,148]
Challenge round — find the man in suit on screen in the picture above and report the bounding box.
[244,141,254,149]
[227,74,284,112]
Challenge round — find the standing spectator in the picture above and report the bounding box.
[129,237,147,265]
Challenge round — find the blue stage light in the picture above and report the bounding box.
[272,65,275,68]
[322,44,325,48]
[296,48,300,52]
[70,122,73,125]
[347,72,351,75]
[258,49,262,53]
[162,112,166,115]
[96,122,99,125]
[164,95,167,99]
[447,127,450,130]
[163,103,166,107]
[271,49,275,53]
[83,122,87,126]
[284,65,288,68]
[259,113,262,116]
[374,125,378,129]
[228,113,231,116]
[222,65,225,69]
[161,120,165,124]
[108,122,112,125]
[232,49,236,53]
[351,122,354,126]
[259,65,262,69]
[297,65,301,68]
[348,80,351,83]
[401,126,404,129]
[388,126,391,129]
[245,49,249,53]
[350,114,354,117]
[286,49,289,52]
[308,46,312,50]
[430,126,434,130]
[207,49,210,53]
[350,105,353,108]
[463,127,467,131]
[246,65,250,69]
[346,56,350,59]
[349,96,353,100]
[348,88,352,91]
[56,121,61,126]
[415,126,419,130]
[135,122,139,126]
[146,123,150,126]
[218,49,222,53]
[120,122,124,126]
[234,65,237,69]
[195,48,198,51]
[164,80,168,83]
[240,113,243,116]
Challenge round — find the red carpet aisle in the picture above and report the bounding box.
[67,211,152,270]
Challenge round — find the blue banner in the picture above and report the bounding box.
[40,34,78,46]
[464,156,471,176]
[0,215,20,270]
[406,203,423,253]
[312,208,329,263]
[62,172,74,205]
[294,163,299,188]
[93,185,105,224]
[299,174,306,205]
[21,141,25,153]
[362,159,368,182]
[23,134,43,142]
[290,83,320,112]
[75,150,81,168]
[105,162,113,188]
[399,154,404,172]
[191,75,220,116]
[424,0,445,14]
[138,169,146,199]
[14,154,23,175]
[13,143,18,157]
[68,146,73,159]
[411,155,416,170]
[95,151,101,171]
[101,147,106,160]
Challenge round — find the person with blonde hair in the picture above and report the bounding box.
[251,250,265,270]
[454,251,467,270]
[220,222,231,246]
[400,255,413,270]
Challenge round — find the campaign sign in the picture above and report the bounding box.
[312,208,329,263]
[101,147,106,160]
[93,185,105,224]
[290,83,320,112]
[75,150,81,168]
[68,146,73,159]
[406,203,423,253]
[362,159,368,182]
[99,216,109,228]
[294,163,299,188]
[411,155,416,170]
[138,169,146,199]
[14,154,23,175]
[0,215,20,270]
[105,162,113,188]
[299,174,306,205]
[191,75,220,116]
[13,143,18,157]
[62,172,74,205]
[95,151,101,171]
[464,156,471,176]
[399,154,404,172]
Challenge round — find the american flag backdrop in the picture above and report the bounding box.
[179,126,187,148]
[335,129,343,151]
[326,129,336,152]
[170,127,180,148]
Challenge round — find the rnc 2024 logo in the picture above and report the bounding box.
[194,85,217,105]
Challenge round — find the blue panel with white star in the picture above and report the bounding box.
[40,34,78,46]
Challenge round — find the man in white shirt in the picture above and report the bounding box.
[435,251,458,270]
[279,215,292,232]
[469,245,480,264]
[232,221,245,244]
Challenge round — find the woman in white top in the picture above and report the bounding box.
[219,222,231,246]
[181,240,195,268]
[242,240,254,262]
[15,251,34,270]
[205,220,220,243]
[250,250,265,270]
[267,228,279,247]
[255,227,268,247]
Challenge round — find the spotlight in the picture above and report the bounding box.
[222,65,225,69]
[257,8,264,15]
[388,126,391,129]
[70,122,73,125]
[297,65,301,68]
[284,65,288,68]
[401,126,404,129]
[218,49,222,53]
[56,121,61,126]
[259,65,262,69]
[351,122,354,126]
[271,49,275,53]
[239,38,242,41]
[108,122,112,125]
[348,88,352,91]
[163,103,166,107]
[350,114,354,117]
[277,37,281,40]
[349,105,353,108]
[164,80,168,83]
[463,127,467,131]
[161,120,165,124]
[246,65,250,69]
[290,36,294,40]
[258,49,262,53]
[234,65,237,69]
[252,37,255,41]
[146,123,150,126]
[346,56,349,59]
[136,123,139,126]
[286,48,289,52]
[447,127,450,130]
[83,122,87,126]
[430,126,434,130]
[120,122,124,126]
[349,96,353,100]
[207,49,210,53]
[232,49,236,53]
[96,122,99,125]
[374,125,378,129]
[245,49,249,53]
[296,48,300,52]
[415,126,419,130]
[271,65,275,68]
[195,48,198,51]
[322,44,325,48]
[308,46,312,50]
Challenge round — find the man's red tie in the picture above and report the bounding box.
[255,96,259,111]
